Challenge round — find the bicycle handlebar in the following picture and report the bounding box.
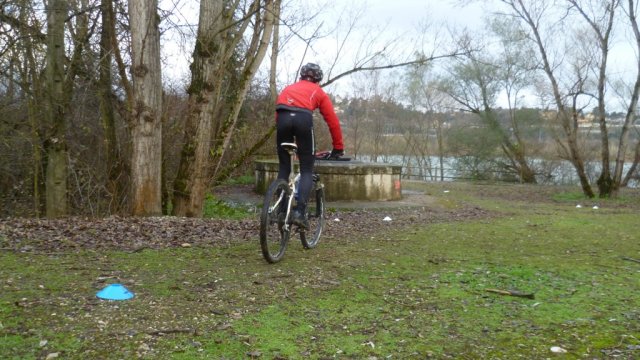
[315,151,351,161]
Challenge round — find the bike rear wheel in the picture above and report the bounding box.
[300,182,325,249]
[260,179,291,263]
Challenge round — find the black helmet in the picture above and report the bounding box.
[300,63,323,83]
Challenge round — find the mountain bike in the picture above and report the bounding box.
[259,142,326,263]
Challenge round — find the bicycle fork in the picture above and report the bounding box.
[268,183,295,232]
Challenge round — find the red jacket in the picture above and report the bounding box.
[276,80,344,150]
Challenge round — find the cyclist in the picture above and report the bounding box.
[275,63,344,229]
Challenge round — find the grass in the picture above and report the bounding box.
[202,193,253,219]
[221,175,255,186]
[1,182,639,359]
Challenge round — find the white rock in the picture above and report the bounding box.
[383,216,392,221]
[550,346,567,353]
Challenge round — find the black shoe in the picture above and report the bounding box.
[291,209,309,230]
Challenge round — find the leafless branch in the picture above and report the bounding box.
[322,52,468,87]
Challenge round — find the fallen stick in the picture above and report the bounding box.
[485,288,535,299]
[146,328,196,336]
[621,256,640,264]
[111,328,197,337]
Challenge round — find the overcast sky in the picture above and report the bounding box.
[349,0,487,31]
[160,0,491,83]
[160,0,637,110]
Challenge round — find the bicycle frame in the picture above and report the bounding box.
[279,143,299,232]
[260,141,326,263]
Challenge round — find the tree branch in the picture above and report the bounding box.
[322,52,468,87]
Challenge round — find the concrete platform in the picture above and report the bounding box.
[254,159,402,202]
[215,184,438,210]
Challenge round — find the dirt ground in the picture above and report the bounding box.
[0,183,490,253]
[2,181,637,254]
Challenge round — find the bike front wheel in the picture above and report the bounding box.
[300,185,325,249]
[260,179,291,263]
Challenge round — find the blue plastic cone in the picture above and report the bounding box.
[96,284,134,300]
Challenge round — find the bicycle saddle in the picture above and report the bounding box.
[280,142,298,152]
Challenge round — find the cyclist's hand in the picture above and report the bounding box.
[330,149,344,159]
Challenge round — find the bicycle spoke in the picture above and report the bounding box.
[260,180,290,263]
[300,185,324,249]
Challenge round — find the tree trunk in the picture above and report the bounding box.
[173,0,278,217]
[211,0,276,182]
[99,0,124,213]
[484,110,537,184]
[566,110,595,197]
[208,0,280,185]
[502,0,594,197]
[19,3,44,217]
[269,3,280,102]
[172,0,229,217]
[44,0,68,217]
[129,0,163,216]
[622,141,640,187]
[172,108,215,217]
[436,116,445,181]
[512,150,537,183]
[615,0,640,193]
[45,148,67,216]
[570,0,616,197]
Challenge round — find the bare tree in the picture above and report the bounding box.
[342,98,366,159]
[209,0,277,181]
[44,0,69,217]
[172,0,278,217]
[499,0,595,196]
[438,30,538,183]
[129,0,163,216]
[491,17,540,182]
[347,67,395,163]
[569,0,620,196]
[99,0,126,213]
[44,0,92,216]
[2,0,47,216]
[618,0,640,188]
[497,0,639,195]
[214,0,282,184]
[404,62,450,181]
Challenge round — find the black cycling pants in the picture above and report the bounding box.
[276,110,315,212]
